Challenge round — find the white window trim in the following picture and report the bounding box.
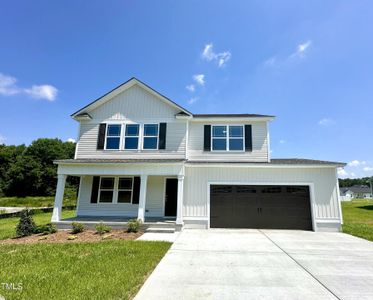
[97,176,135,204]
[104,124,122,151]
[142,123,160,150]
[123,124,140,151]
[211,124,245,152]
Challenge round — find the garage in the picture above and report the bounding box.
[210,185,313,230]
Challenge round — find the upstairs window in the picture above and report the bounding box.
[212,125,244,151]
[124,124,139,150]
[105,124,121,150]
[143,124,159,149]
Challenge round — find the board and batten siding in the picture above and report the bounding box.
[77,175,165,217]
[183,166,341,230]
[187,121,269,162]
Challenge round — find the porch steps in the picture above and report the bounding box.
[145,227,175,234]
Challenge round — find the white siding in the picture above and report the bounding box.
[77,175,166,217]
[187,121,269,162]
[183,166,341,229]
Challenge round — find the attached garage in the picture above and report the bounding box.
[210,185,313,230]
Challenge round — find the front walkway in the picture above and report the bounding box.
[135,229,373,300]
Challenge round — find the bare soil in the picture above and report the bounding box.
[0,229,143,245]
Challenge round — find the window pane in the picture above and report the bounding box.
[106,137,120,149]
[143,137,158,149]
[119,178,132,190]
[118,191,132,203]
[212,138,226,150]
[124,137,138,149]
[212,126,227,137]
[229,139,243,150]
[99,190,113,202]
[100,178,114,189]
[229,126,243,137]
[107,125,121,136]
[144,124,158,136]
[125,124,139,136]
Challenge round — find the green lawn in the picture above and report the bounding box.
[342,199,373,242]
[0,195,76,208]
[0,240,171,300]
[0,210,76,240]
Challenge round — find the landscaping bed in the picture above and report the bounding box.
[0,229,143,245]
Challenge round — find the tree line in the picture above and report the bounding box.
[339,177,373,188]
[0,138,76,197]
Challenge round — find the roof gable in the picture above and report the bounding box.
[71,77,192,118]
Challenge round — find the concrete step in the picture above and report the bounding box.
[145,227,176,234]
[143,222,176,229]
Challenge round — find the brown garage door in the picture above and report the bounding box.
[210,185,312,230]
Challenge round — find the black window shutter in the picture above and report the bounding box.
[204,125,211,151]
[91,176,100,203]
[245,125,253,152]
[158,123,167,150]
[97,123,106,150]
[132,177,141,204]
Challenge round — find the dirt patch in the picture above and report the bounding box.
[0,230,143,245]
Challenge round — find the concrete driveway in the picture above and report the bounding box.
[135,229,373,300]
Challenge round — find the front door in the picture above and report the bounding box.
[165,178,178,217]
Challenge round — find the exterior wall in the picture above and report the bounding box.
[77,175,168,218]
[183,166,341,231]
[75,85,187,159]
[187,121,269,162]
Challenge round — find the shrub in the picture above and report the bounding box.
[127,219,141,233]
[16,209,36,237]
[95,222,112,235]
[0,209,6,215]
[71,222,85,234]
[34,223,57,235]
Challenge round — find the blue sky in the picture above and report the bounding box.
[0,1,372,178]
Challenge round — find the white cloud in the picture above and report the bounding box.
[0,134,6,144]
[0,72,58,101]
[279,139,286,144]
[67,138,76,143]
[24,85,58,101]
[193,74,205,86]
[186,84,195,92]
[350,172,356,177]
[363,167,373,172]
[291,40,312,58]
[187,97,198,105]
[264,57,277,67]
[202,43,231,67]
[338,168,348,177]
[318,118,335,126]
[348,160,366,167]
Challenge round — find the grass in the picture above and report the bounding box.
[342,199,373,242]
[0,240,171,300]
[0,210,76,240]
[0,196,76,208]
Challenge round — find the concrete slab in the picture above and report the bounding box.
[136,229,373,300]
[137,232,180,243]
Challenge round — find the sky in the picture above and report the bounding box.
[0,1,372,178]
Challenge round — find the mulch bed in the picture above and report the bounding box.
[0,230,143,245]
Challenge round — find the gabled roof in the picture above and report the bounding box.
[342,185,372,194]
[71,77,193,118]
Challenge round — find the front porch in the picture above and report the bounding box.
[51,159,185,231]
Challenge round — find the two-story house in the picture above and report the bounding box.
[52,78,345,232]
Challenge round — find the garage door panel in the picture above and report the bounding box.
[210,185,312,230]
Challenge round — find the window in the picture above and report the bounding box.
[99,177,115,203]
[211,125,244,151]
[143,124,159,149]
[117,178,133,203]
[105,124,121,150]
[124,124,139,150]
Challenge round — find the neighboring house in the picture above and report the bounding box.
[340,185,373,201]
[52,78,346,232]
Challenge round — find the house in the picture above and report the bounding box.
[340,185,373,201]
[52,77,346,232]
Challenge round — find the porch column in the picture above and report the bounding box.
[137,175,148,222]
[176,175,184,225]
[51,174,67,222]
